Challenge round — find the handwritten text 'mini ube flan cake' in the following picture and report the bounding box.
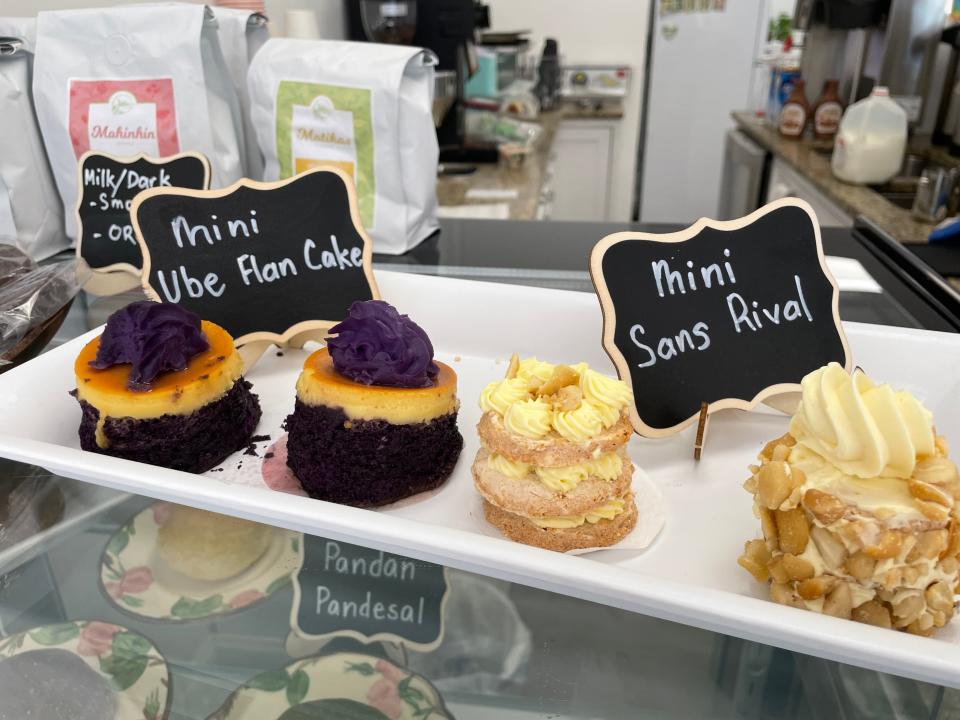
[473,354,638,552]
[739,362,960,635]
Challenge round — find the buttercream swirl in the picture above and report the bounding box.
[580,368,632,410]
[552,401,605,442]
[504,399,553,438]
[480,357,632,439]
[789,362,935,479]
[326,300,438,388]
[532,497,627,529]
[535,463,589,492]
[591,400,621,429]
[480,378,529,416]
[89,301,209,391]
[488,451,623,492]
[488,453,530,479]
[516,357,555,387]
[588,452,623,480]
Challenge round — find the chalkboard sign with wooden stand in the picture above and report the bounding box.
[590,198,850,449]
[75,151,210,296]
[131,166,380,367]
[290,537,448,652]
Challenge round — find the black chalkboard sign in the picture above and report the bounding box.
[132,167,379,345]
[75,151,210,272]
[590,199,850,437]
[291,537,448,650]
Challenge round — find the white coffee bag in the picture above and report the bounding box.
[0,19,66,260]
[33,3,246,239]
[248,39,439,254]
[212,7,269,180]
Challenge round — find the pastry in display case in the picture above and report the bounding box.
[0,620,169,720]
[100,502,299,622]
[284,300,463,506]
[208,651,452,720]
[473,354,638,551]
[0,463,64,552]
[739,363,960,635]
[156,505,274,582]
[72,301,262,473]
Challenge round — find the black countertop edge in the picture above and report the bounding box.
[374,218,958,333]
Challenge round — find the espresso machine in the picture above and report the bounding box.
[793,0,945,132]
[346,0,492,162]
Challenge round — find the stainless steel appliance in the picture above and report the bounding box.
[717,129,768,221]
[794,0,946,127]
[346,0,492,161]
[359,0,417,44]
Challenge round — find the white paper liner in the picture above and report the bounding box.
[218,440,665,557]
[564,465,666,555]
[201,347,666,558]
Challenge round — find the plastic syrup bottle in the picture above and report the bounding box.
[779,78,809,139]
[831,86,907,185]
[768,32,802,126]
[812,79,843,141]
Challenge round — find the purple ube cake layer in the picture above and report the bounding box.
[284,401,463,507]
[75,379,261,473]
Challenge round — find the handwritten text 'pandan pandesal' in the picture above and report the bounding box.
[630,248,814,368]
[153,210,363,303]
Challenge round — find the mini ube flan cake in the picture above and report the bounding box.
[73,301,261,473]
[739,362,960,635]
[473,354,637,552]
[284,300,463,506]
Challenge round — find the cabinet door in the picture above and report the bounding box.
[550,122,614,221]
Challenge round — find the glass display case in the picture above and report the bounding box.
[1,219,958,719]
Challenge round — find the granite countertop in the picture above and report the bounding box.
[436,106,623,221]
[436,110,560,221]
[732,112,937,245]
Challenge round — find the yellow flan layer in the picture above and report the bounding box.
[296,347,457,424]
[75,320,243,442]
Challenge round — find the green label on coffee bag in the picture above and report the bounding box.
[276,80,374,228]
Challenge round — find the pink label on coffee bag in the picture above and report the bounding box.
[68,78,180,158]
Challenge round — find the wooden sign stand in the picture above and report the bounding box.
[131,165,380,371]
[75,150,211,297]
[589,198,851,457]
[694,402,709,461]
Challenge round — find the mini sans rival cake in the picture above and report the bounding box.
[73,301,261,473]
[284,300,463,506]
[473,354,637,552]
[739,362,960,635]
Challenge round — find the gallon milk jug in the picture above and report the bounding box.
[831,86,907,185]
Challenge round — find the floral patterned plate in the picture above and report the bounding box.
[100,502,301,622]
[207,651,453,720]
[0,620,169,719]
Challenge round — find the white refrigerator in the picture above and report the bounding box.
[637,3,769,224]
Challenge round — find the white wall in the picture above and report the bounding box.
[768,0,796,22]
[484,0,650,222]
[264,0,346,38]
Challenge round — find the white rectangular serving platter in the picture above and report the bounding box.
[0,270,959,687]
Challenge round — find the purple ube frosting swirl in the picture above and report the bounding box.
[326,300,439,388]
[90,301,209,391]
